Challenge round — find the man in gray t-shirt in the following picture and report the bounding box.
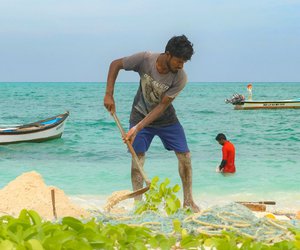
[104,35,199,212]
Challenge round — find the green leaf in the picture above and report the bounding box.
[15,245,26,250]
[27,210,42,226]
[63,239,93,250]
[147,237,159,248]
[180,235,201,249]
[164,178,170,186]
[181,228,188,239]
[172,184,181,193]
[43,231,76,249]
[132,242,147,250]
[23,226,39,241]
[159,183,166,195]
[40,223,60,235]
[18,210,31,224]
[175,198,181,208]
[172,219,181,233]
[6,230,20,243]
[25,239,44,250]
[204,238,213,247]
[166,198,177,213]
[295,241,300,249]
[9,224,27,244]
[7,220,30,233]
[165,207,171,215]
[62,217,84,232]
[151,176,159,185]
[160,238,175,250]
[125,229,137,242]
[0,240,15,250]
[134,204,146,215]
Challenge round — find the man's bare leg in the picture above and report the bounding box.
[176,152,200,213]
[131,153,145,201]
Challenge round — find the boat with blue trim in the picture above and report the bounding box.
[0,111,69,144]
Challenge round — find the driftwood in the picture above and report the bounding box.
[236,201,276,212]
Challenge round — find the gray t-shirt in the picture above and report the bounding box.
[123,52,187,127]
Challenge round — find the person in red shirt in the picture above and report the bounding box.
[215,133,236,173]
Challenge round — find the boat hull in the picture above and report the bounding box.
[234,100,300,110]
[0,112,69,144]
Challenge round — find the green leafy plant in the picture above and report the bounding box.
[1,198,300,249]
[134,176,181,215]
[0,209,176,250]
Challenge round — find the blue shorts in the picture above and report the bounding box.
[130,122,189,153]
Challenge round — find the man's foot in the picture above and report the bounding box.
[184,201,200,213]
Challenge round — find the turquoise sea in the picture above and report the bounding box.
[1,82,299,209]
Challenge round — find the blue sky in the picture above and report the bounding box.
[0,0,299,82]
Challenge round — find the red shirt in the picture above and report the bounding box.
[222,141,236,173]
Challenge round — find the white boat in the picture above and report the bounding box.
[233,99,300,110]
[225,92,300,110]
[0,112,69,144]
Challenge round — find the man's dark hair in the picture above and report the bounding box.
[165,35,194,61]
[215,133,227,141]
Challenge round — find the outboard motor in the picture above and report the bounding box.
[225,94,245,104]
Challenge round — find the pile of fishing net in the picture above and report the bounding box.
[94,202,298,244]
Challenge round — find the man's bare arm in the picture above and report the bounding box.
[104,58,124,113]
[137,96,174,130]
[126,96,174,142]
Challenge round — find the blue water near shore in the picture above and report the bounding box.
[0,82,300,207]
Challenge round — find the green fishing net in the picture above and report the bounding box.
[94,202,298,243]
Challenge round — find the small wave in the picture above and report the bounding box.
[193,110,216,115]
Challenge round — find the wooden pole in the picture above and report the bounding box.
[51,189,57,220]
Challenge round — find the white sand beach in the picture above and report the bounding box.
[0,171,299,221]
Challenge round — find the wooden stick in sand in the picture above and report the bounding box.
[51,189,57,219]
